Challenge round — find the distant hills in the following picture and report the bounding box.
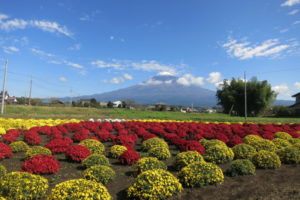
[60,74,295,107]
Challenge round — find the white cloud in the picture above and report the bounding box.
[68,43,81,51]
[91,59,123,70]
[223,37,291,60]
[3,46,19,54]
[281,0,300,7]
[80,14,91,21]
[58,77,68,82]
[48,60,62,64]
[272,84,291,98]
[294,82,300,89]
[110,36,114,40]
[64,61,85,69]
[176,74,205,86]
[157,71,175,76]
[103,77,124,84]
[31,48,54,57]
[123,73,133,80]
[294,20,300,24]
[207,72,222,84]
[288,9,299,15]
[0,13,72,37]
[280,28,289,33]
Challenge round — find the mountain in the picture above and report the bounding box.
[273,100,294,106]
[61,74,217,107]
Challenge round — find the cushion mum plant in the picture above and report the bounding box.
[82,154,110,168]
[0,143,13,160]
[9,141,29,153]
[174,151,205,170]
[148,147,171,160]
[274,132,293,140]
[232,144,257,159]
[134,157,167,174]
[178,162,224,187]
[83,165,116,184]
[0,164,6,178]
[127,169,183,200]
[119,150,141,165]
[276,146,300,164]
[79,139,105,154]
[141,137,168,152]
[21,155,60,174]
[65,145,90,162]
[109,145,127,158]
[252,150,281,169]
[46,179,111,200]
[0,172,48,200]
[204,144,234,164]
[225,159,256,177]
[25,146,52,159]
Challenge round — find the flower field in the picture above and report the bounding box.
[0,118,300,199]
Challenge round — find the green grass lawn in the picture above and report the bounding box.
[2,105,300,123]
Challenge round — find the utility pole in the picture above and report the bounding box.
[244,71,247,121]
[1,59,8,114]
[28,76,32,106]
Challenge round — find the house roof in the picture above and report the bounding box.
[290,102,300,108]
[292,92,300,97]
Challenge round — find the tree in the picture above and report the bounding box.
[216,77,276,116]
[107,101,114,108]
[90,98,98,107]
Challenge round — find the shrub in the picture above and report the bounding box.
[65,145,91,162]
[148,147,171,160]
[272,138,292,150]
[141,138,168,151]
[243,135,263,144]
[232,144,257,159]
[276,146,300,164]
[252,150,281,169]
[25,146,52,159]
[0,165,6,178]
[21,155,60,174]
[72,129,91,142]
[24,130,42,145]
[179,140,206,155]
[174,151,205,170]
[274,132,293,140]
[178,162,224,187]
[127,169,183,200]
[0,172,48,200]
[0,143,13,160]
[225,159,256,176]
[82,154,110,168]
[83,165,115,184]
[9,141,29,153]
[293,143,300,151]
[288,138,300,145]
[79,139,105,154]
[45,138,71,154]
[245,137,277,152]
[134,157,167,174]
[204,145,234,164]
[46,179,111,200]
[109,145,127,158]
[119,150,141,165]
[200,139,227,148]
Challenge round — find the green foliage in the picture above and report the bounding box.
[79,139,105,154]
[134,157,167,174]
[148,147,171,160]
[0,172,48,200]
[141,137,168,152]
[82,154,110,168]
[272,138,292,150]
[272,106,294,117]
[199,139,227,149]
[109,145,127,158]
[25,146,52,159]
[174,151,205,170]
[274,132,293,140]
[127,169,183,200]
[83,165,116,184]
[225,159,256,177]
[178,162,224,187]
[0,165,6,178]
[9,141,29,153]
[252,150,281,169]
[47,179,111,200]
[216,77,276,116]
[276,146,300,164]
[232,144,257,159]
[204,145,234,164]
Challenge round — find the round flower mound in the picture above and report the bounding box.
[148,147,171,160]
[294,143,300,151]
[141,137,168,152]
[272,138,291,150]
[243,135,263,144]
[21,155,60,174]
[276,146,300,164]
[79,139,105,154]
[252,150,281,169]
[232,144,257,159]
[178,162,224,187]
[225,159,256,177]
[45,138,71,154]
[127,169,183,200]
[200,139,227,149]
[9,141,29,153]
[0,196,6,200]
[0,164,6,178]
[249,139,278,152]
[119,150,141,165]
[0,143,12,160]
[65,145,91,162]
[174,151,205,170]
[109,145,127,158]
[204,145,234,164]
[82,154,110,168]
[83,165,116,184]
[25,146,52,159]
[0,171,48,200]
[46,179,111,200]
[134,157,167,174]
[274,132,293,140]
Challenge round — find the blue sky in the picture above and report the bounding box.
[0,0,300,100]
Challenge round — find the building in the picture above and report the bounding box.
[0,91,17,104]
[290,92,300,109]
